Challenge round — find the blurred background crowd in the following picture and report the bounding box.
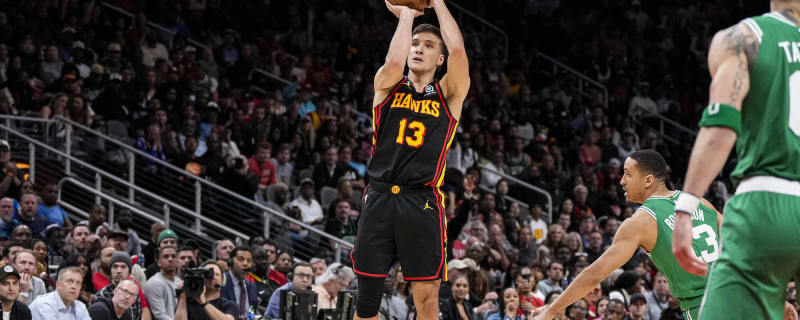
[0,0,789,320]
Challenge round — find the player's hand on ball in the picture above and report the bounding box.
[385,0,425,18]
[672,212,708,276]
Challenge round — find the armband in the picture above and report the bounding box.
[699,103,741,134]
[674,192,701,216]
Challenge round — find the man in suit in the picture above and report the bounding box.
[220,246,257,319]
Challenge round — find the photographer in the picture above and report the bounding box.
[175,261,236,320]
[220,155,259,198]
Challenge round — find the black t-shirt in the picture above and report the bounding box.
[88,297,132,320]
[0,168,21,200]
[187,297,238,320]
[0,299,31,320]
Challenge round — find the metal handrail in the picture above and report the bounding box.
[532,50,609,108]
[50,116,353,251]
[58,177,163,226]
[477,185,530,210]
[631,104,698,137]
[100,2,208,50]
[1,124,250,241]
[479,166,553,223]
[248,68,292,87]
[449,2,509,60]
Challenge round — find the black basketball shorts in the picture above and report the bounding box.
[350,181,447,281]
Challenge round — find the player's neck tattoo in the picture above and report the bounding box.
[778,8,800,25]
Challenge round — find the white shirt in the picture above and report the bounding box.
[29,291,91,320]
[629,95,658,117]
[529,218,548,245]
[446,143,477,174]
[480,161,505,191]
[289,197,324,224]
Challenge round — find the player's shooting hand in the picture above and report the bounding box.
[384,0,424,19]
[785,301,798,320]
[672,212,708,276]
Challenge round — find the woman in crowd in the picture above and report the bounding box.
[566,232,583,257]
[441,274,473,320]
[32,238,48,276]
[487,287,529,320]
[566,299,589,320]
[541,224,566,252]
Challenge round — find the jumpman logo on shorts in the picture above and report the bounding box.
[424,200,434,211]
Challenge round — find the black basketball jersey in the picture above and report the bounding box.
[367,76,458,187]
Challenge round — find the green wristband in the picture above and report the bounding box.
[698,103,741,134]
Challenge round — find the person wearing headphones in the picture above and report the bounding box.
[175,260,237,320]
[220,246,257,320]
[264,262,313,319]
[312,263,355,310]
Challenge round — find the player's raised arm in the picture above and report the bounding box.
[374,1,423,101]
[431,0,470,119]
[535,211,655,320]
[672,22,758,276]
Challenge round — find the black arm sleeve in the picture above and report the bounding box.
[446,197,473,259]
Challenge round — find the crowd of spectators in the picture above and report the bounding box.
[0,0,790,320]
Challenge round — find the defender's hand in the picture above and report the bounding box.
[672,212,708,275]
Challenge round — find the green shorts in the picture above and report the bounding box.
[684,306,699,320]
[698,191,800,319]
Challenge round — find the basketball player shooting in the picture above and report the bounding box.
[350,0,469,319]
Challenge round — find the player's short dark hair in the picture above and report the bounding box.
[628,149,668,182]
[413,23,448,56]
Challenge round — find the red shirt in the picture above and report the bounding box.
[269,269,287,285]
[247,269,287,286]
[518,293,545,315]
[93,272,110,291]
[248,156,277,186]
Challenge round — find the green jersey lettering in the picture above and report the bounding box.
[640,191,719,311]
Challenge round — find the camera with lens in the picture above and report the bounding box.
[183,267,214,300]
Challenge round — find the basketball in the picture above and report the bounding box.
[387,0,429,11]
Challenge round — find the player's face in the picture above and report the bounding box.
[408,32,444,73]
[620,157,648,203]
